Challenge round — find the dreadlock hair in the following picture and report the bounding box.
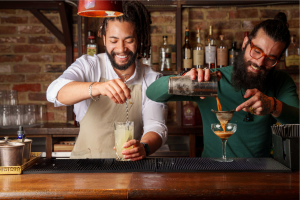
[248,12,290,58]
[101,1,152,59]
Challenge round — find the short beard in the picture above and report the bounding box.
[105,46,137,71]
[231,46,273,92]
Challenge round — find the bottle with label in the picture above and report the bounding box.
[183,101,195,126]
[285,35,300,68]
[159,36,172,71]
[141,47,152,66]
[193,28,205,69]
[205,26,216,69]
[217,35,228,68]
[87,31,98,56]
[182,28,193,71]
[228,41,237,66]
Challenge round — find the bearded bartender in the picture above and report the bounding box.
[46,1,167,160]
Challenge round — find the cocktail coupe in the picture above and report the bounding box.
[211,123,237,162]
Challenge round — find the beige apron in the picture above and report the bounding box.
[70,54,143,158]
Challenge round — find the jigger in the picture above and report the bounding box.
[211,109,235,124]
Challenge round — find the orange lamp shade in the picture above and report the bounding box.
[78,0,123,18]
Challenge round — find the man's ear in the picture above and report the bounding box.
[103,35,106,46]
[242,36,249,49]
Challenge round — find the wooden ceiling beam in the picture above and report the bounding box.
[29,9,65,45]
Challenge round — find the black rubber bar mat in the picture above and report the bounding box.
[155,158,291,172]
[23,158,156,174]
[23,157,291,174]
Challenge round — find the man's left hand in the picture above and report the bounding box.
[236,88,273,116]
[122,139,146,161]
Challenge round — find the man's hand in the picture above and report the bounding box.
[184,68,222,99]
[121,139,146,161]
[236,88,274,116]
[96,79,131,104]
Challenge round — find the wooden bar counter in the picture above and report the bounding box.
[0,172,299,200]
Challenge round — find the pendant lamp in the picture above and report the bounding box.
[78,0,123,18]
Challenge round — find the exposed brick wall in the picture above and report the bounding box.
[0,8,80,123]
[0,4,298,125]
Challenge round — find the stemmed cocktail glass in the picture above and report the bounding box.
[211,123,237,162]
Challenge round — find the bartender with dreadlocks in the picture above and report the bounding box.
[47,1,167,160]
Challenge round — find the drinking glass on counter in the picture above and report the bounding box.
[37,104,47,124]
[24,105,37,125]
[6,90,18,105]
[0,90,7,105]
[2,105,11,126]
[11,105,25,126]
[211,123,237,162]
[114,121,134,161]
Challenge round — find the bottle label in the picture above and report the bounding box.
[285,55,299,68]
[87,47,97,56]
[205,46,216,64]
[183,59,193,69]
[193,49,204,65]
[217,48,228,66]
[160,52,171,59]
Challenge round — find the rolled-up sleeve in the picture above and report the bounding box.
[142,69,168,146]
[46,54,100,107]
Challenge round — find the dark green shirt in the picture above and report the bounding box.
[146,66,299,158]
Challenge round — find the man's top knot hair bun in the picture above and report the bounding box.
[274,12,288,27]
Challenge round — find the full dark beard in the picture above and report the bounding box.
[105,46,137,71]
[231,47,273,92]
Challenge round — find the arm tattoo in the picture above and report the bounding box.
[260,93,271,115]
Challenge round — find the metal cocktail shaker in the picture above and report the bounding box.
[168,73,218,96]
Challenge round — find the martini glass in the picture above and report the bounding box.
[211,123,237,162]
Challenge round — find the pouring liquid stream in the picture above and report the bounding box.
[216,97,226,132]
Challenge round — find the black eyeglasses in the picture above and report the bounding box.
[249,40,279,67]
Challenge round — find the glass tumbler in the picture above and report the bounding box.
[6,90,18,105]
[0,90,7,105]
[114,121,134,161]
[11,105,24,126]
[37,105,47,124]
[25,105,37,125]
[2,105,11,126]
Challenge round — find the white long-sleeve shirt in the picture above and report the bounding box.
[47,53,168,145]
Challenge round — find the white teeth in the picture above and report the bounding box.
[116,55,128,59]
[251,64,259,70]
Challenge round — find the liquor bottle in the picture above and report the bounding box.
[87,31,98,56]
[182,28,193,71]
[205,26,216,69]
[228,41,237,66]
[159,36,172,71]
[193,28,205,69]
[183,101,195,126]
[285,35,300,68]
[217,35,228,68]
[141,47,152,66]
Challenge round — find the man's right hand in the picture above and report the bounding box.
[184,68,222,99]
[96,79,131,104]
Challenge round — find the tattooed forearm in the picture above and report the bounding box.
[260,93,271,115]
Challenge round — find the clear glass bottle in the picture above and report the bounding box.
[205,26,216,69]
[285,35,300,68]
[141,47,152,66]
[159,36,172,71]
[87,34,98,56]
[182,101,195,126]
[217,35,228,68]
[228,41,237,66]
[182,28,193,71]
[193,28,205,69]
